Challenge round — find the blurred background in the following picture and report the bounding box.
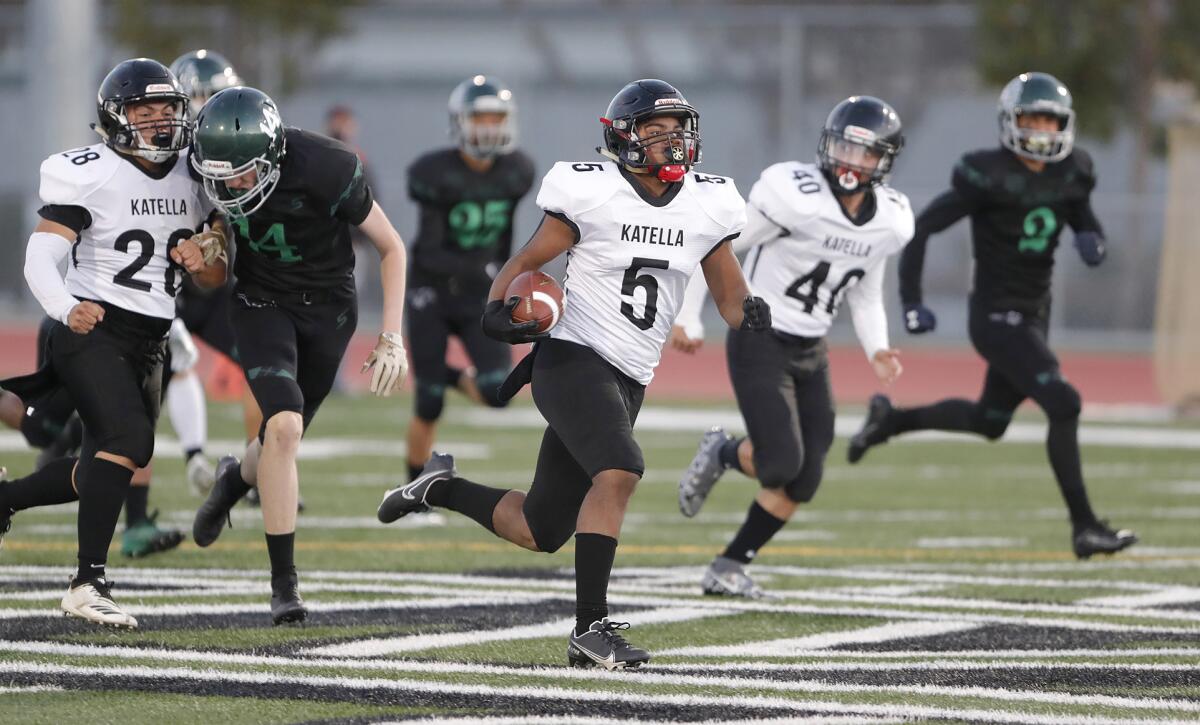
[0,0,1197,407]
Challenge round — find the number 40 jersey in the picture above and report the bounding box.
[38,143,211,320]
[680,161,913,360]
[539,160,746,385]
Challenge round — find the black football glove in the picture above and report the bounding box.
[1074,231,1106,267]
[481,297,549,344]
[740,295,772,331]
[903,303,937,334]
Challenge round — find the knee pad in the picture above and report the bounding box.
[1035,377,1081,422]
[971,407,1012,441]
[475,369,512,409]
[415,381,446,422]
[754,449,803,492]
[526,517,574,554]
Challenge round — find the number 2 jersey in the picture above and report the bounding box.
[408,147,535,291]
[678,161,913,359]
[37,143,212,320]
[539,161,747,385]
[900,146,1102,316]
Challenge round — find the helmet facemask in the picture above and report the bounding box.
[1000,104,1075,162]
[603,111,701,183]
[818,126,898,195]
[101,93,191,163]
[192,155,282,219]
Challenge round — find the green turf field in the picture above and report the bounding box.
[2,394,1199,724]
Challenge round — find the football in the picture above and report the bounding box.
[506,270,565,334]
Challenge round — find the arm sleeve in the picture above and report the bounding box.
[24,231,79,324]
[846,259,890,360]
[675,204,784,338]
[899,187,975,306]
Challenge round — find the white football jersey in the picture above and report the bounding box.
[538,161,746,384]
[39,143,211,320]
[743,162,912,355]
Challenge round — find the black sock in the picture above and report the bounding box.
[75,457,134,583]
[265,532,297,587]
[0,457,79,512]
[575,533,617,635]
[722,500,788,564]
[125,485,149,527]
[407,463,424,482]
[184,447,202,462]
[1047,419,1097,527]
[425,476,508,532]
[890,399,976,436]
[719,436,745,473]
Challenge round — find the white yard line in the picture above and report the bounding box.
[0,655,1194,724]
[664,621,983,657]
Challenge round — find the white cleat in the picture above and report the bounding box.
[186,454,216,496]
[60,577,138,629]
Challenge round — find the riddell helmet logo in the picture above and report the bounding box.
[843,125,878,144]
[654,97,687,106]
[145,83,175,93]
[201,159,234,172]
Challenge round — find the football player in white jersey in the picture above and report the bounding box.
[0,59,227,628]
[674,97,912,598]
[377,79,772,668]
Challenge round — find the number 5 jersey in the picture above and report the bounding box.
[538,161,747,385]
[38,143,212,320]
[677,161,914,360]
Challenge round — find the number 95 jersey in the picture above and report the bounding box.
[538,161,746,385]
[38,143,211,320]
[745,161,913,338]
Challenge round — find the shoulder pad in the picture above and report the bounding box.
[876,185,915,249]
[1067,147,1096,180]
[38,144,117,206]
[748,161,825,233]
[951,149,1002,195]
[686,170,746,233]
[535,160,620,217]
[406,149,451,202]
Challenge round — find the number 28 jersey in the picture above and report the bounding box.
[38,143,211,320]
[743,161,913,340]
[538,161,746,385]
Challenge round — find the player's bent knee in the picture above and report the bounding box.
[476,370,511,409]
[414,383,446,421]
[263,411,303,450]
[101,421,155,468]
[970,406,1011,441]
[756,453,803,491]
[1037,379,1081,422]
[528,522,573,554]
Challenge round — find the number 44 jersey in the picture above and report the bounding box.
[538,161,746,385]
[695,161,914,358]
[38,143,212,320]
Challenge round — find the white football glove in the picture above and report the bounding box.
[167,318,200,372]
[190,229,228,266]
[362,331,408,397]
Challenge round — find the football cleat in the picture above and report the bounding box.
[186,453,216,496]
[0,507,11,553]
[61,577,137,629]
[121,511,185,558]
[192,456,249,547]
[702,556,766,599]
[270,575,308,625]
[847,394,894,464]
[679,427,733,518]
[377,452,456,524]
[1073,520,1139,559]
[567,618,650,670]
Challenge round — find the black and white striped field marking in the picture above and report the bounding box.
[0,651,1196,724]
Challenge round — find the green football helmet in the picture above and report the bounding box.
[191,86,287,218]
[170,49,242,116]
[998,72,1075,162]
[448,75,517,159]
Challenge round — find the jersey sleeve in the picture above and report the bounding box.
[748,163,821,236]
[535,162,617,241]
[317,148,374,225]
[406,153,442,205]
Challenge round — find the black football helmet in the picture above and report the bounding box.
[599,79,700,183]
[94,58,190,163]
[817,96,904,195]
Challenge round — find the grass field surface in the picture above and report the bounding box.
[1,394,1198,724]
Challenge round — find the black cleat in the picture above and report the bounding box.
[377,452,456,524]
[848,394,894,464]
[1073,520,1138,559]
[567,618,650,670]
[270,575,308,625]
[192,456,249,548]
[0,507,11,552]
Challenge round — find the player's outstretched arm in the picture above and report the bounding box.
[899,188,974,333]
[847,264,901,385]
[25,219,103,334]
[486,213,576,303]
[357,201,409,396]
